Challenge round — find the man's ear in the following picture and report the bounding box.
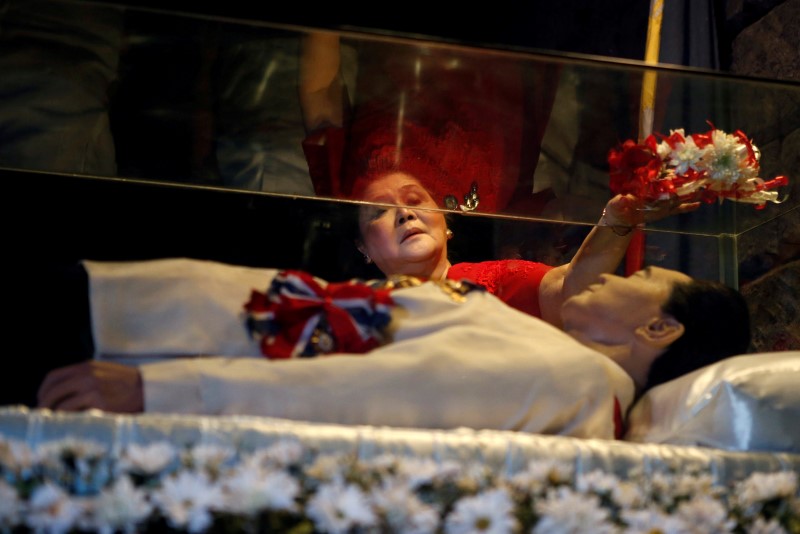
[635,316,685,348]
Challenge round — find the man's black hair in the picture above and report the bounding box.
[644,279,751,391]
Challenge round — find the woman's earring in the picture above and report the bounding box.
[446,229,454,240]
[364,254,373,264]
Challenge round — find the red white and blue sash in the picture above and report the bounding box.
[244,270,395,359]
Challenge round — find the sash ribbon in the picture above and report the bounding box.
[245,270,395,359]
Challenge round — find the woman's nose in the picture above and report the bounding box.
[395,207,416,226]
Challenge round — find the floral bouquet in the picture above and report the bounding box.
[608,125,789,209]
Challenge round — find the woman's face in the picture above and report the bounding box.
[357,173,450,278]
[561,266,692,345]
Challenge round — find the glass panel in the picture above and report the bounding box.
[1,0,796,238]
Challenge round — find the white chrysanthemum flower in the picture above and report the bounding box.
[219,466,299,515]
[87,475,153,534]
[697,129,757,185]
[657,142,671,160]
[747,517,789,534]
[371,479,440,534]
[657,129,687,159]
[675,494,735,534]
[533,486,616,534]
[621,506,689,534]
[306,480,377,534]
[25,481,85,534]
[667,134,703,175]
[736,471,798,508]
[120,441,176,475]
[0,480,23,529]
[186,443,236,473]
[152,470,223,533]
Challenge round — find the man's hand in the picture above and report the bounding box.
[37,360,144,413]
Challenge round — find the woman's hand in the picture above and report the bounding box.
[602,193,702,229]
[37,360,144,413]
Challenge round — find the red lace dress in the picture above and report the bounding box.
[302,41,559,215]
[447,260,554,317]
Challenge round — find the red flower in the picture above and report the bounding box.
[608,139,663,201]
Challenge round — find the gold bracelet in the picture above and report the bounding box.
[598,208,641,236]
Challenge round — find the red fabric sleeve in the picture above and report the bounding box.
[301,126,346,197]
[446,260,554,318]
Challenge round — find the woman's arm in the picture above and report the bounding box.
[298,32,349,133]
[538,194,700,328]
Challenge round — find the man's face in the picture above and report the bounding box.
[357,173,449,277]
[561,266,692,345]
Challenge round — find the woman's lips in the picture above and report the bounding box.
[400,228,423,243]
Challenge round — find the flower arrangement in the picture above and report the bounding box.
[608,125,789,209]
[2,436,798,533]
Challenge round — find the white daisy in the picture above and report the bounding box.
[38,437,107,462]
[621,506,689,534]
[508,459,573,494]
[576,469,621,494]
[371,479,440,534]
[396,457,450,489]
[0,438,36,479]
[25,481,84,534]
[675,494,735,534]
[736,471,798,508]
[86,475,153,534]
[305,452,347,482]
[533,486,617,534]
[186,443,236,474]
[262,439,305,467]
[306,480,377,534]
[152,470,223,533]
[0,480,23,529]
[445,487,517,534]
[219,466,299,515]
[119,441,177,475]
[366,452,402,473]
[672,472,718,499]
[746,517,789,534]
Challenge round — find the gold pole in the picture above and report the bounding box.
[639,0,664,140]
[628,0,665,274]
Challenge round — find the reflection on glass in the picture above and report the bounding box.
[0,0,123,176]
[1,0,796,238]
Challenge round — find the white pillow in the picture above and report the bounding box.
[84,258,276,363]
[624,352,800,452]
